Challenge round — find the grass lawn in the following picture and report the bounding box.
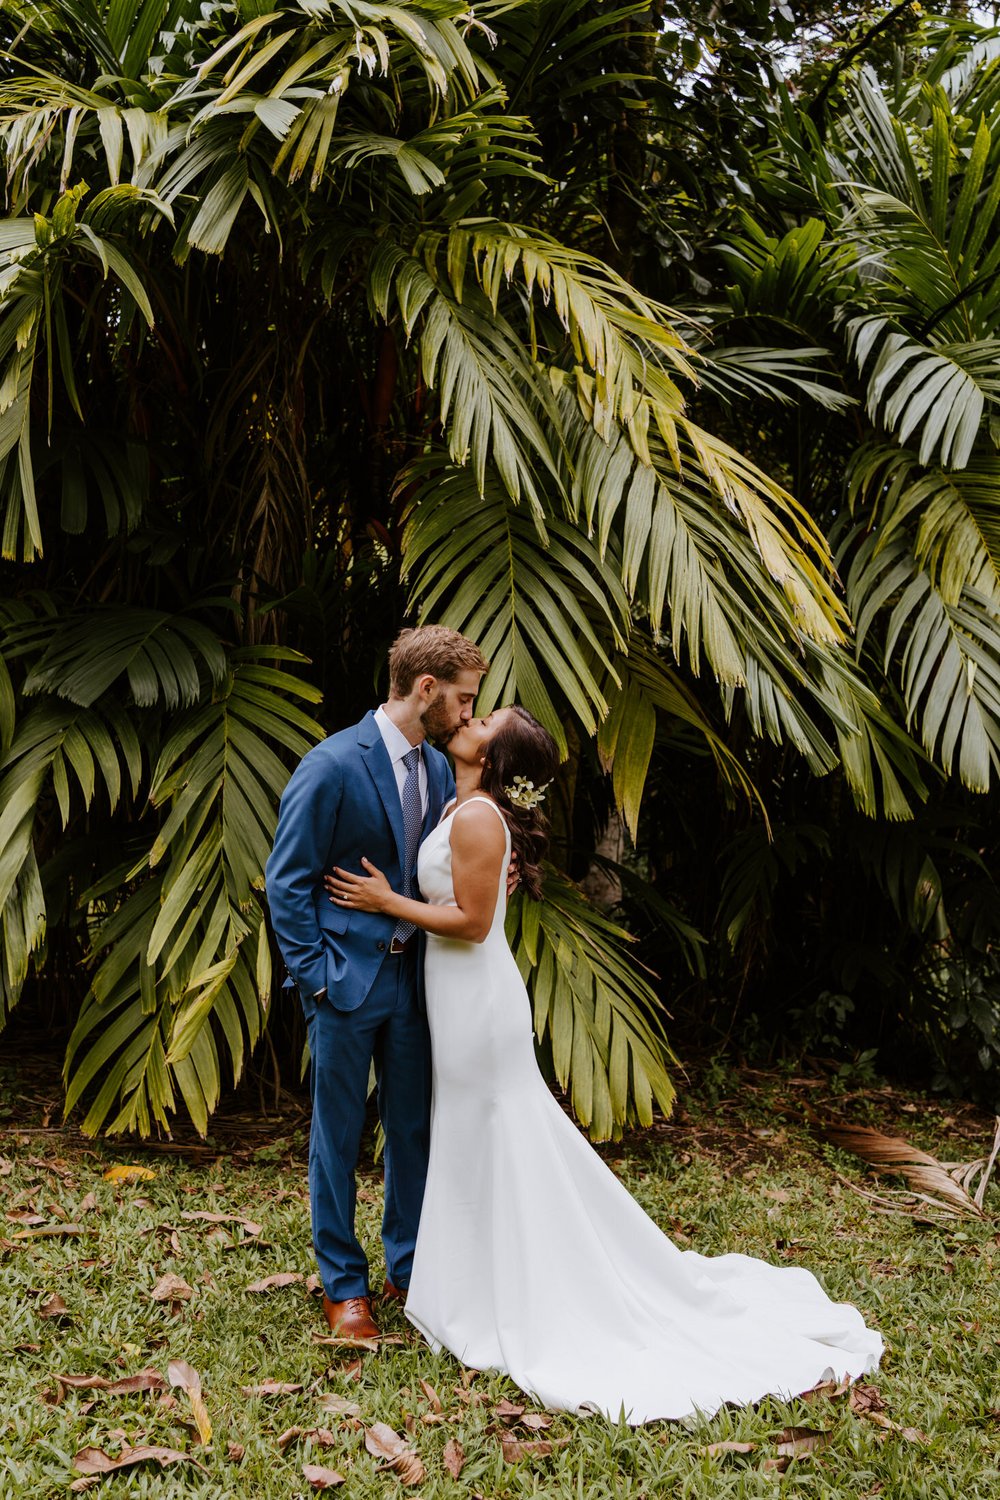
[1,1057,997,1499]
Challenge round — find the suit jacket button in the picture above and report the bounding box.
[377,940,386,951]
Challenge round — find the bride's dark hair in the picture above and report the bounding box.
[479,706,559,900]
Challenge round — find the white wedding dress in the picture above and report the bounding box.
[404,797,882,1423]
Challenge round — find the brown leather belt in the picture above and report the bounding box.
[389,934,417,955]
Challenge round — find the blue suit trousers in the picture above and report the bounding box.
[300,947,432,1300]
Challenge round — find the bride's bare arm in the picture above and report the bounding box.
[323,802,507,943]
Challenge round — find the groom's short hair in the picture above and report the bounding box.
[388,626,488,696]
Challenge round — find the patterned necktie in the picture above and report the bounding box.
[393,746,422,945]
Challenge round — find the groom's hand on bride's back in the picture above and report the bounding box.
[506,851,520,899]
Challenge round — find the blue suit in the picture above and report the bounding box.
[265,711,454,1298]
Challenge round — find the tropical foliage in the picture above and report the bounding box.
[629,6,1000,1101]
[3,2,1000,1134]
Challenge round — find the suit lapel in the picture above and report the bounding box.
[359,716,405,864]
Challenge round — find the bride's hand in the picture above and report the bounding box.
[324,859,393,913]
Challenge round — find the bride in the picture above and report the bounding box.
[324,705,882,1423]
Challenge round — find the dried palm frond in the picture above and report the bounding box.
[821,1117,1000,1220]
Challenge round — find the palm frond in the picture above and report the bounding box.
[507,870,676,1142]
[64,648,323,1134]
[401,463,627,753]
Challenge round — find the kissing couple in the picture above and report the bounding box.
[265,626,881,1423]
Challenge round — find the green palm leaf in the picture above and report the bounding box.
[507,870,677,1141]
[64,648,323,1134]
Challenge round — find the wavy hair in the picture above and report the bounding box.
[479,706,560,900]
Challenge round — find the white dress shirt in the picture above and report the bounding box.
[374,705,429,817]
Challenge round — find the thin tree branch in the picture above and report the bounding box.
[808,3,919,133]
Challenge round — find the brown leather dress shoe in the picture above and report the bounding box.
[382,1276,406,1302]
[323,1294,381,1340]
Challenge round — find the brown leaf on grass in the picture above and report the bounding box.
[241,1380,304,1397]
[72,1444,205,1476]
[364,1422,425,1484]
[102,1165,156,1183]
[150,1273,194,1304]
[277,1426,335,1451]
[443,1438,465,1479]
[39,1293,71,1320]
[181,1210,263,1236]
[419,1378,443,1413]
[303,1463,346,1489]
[819,1120,996,1219]
[798,1377,851,1404]
[55,1369,166,1397]
[227,1442,245,1463]
[318,1394,361,1418]
[849,1384,887,1416]
[521,1413,553,1431]
[167,1359,212,1445]
[12,1223,84,1239]
[774,1426,833,1458]
[15,1343,41,1354]
[0,1158,13,1176]
[698,1440,756,1457]
[863,1412,928,1444]
[500,1435,570,1462]
[246,1272,303,1293]
[77,1193,98,1216]
[306,1273,323,1296]
[494,1398,525,1421]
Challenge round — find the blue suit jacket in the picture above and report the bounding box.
[265,711,455,1012]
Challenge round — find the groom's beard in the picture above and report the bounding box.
[422,691,462,746]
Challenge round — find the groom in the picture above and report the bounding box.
[266,626,487,1339]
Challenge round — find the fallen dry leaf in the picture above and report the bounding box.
[72,1444,204,1477]
[39,1293,71,1320]
[77,1193,99,1215]
[419,1378,443,1414]
[774,1426,833,1458]
[494,1398,525,1421]
[278,1426,335,1451]
[303,1463,346,1489]
[849,1384,887,1416]
[819,1119,999,1219]
[443,1438,464,1480]
[55,1369,166,1397]
[520,1413,553,1431]
[167,1359,212,1445]
[365,1422,425,1484]
[313,1332,385,1352]
[181,1210,263,1236]
[240,1380,304,1398]
[500,1435,570,1462]
[245,1272,303,1293]
[863,1412,928,1443]
[227,1442,245,1463]
[12,1223,84,1239]
[698,1440,756,1457]
[150,1273,193,1305]
[318,1393,361,1418]
[102,1165,156,1183]
[799,1377,851,1404]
